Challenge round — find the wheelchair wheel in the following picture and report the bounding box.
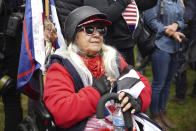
[17,116,38,131]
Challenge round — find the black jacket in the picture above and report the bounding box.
[55,0,157,49]
[54,0,83,33]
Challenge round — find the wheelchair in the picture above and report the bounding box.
[17,69,56,131]
[16,68,133,131]
[16,69,162,131]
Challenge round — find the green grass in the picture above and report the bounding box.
[167,69,196,131]
[0,65,196,131]
[144,64,196,131]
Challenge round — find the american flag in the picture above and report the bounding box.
[122,0,139,34]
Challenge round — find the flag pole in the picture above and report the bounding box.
[43,0,50,82]
[45,0,49,20]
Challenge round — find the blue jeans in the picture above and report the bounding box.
[150,48,178,114]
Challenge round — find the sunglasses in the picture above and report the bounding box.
[79,26,107,36]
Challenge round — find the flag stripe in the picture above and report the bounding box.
[122,12,137,15]
[123,10,137,13]
[122,15,137,17]
[31,0,45,71]
[122,16,137,19]
[124,19,137,21]
[17,4,36,79]
[125,8,137,11]
[122,1,139,34]
[23,17,34,67]
[126,6,136,9]
[50,2,66,49]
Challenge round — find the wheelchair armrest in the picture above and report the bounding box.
[31,69,52,120]
[33,100,53,121]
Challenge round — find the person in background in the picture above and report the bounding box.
[182,0,196,98]
[0,0,24,130]
[172,0,196,102]
[172,41,187,105]
[144,0,185,130]
[54,0,157,66]
[43,6,152,130]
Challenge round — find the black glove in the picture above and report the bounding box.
[120,92,142,113]
[92,75,111,96]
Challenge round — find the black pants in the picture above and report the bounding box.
[2,89,23,131]
[175,51,187,99]
[1,29,23,130]
[189,62,196,95]
[175,70,187,99]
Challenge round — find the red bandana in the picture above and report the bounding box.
[79,55,105,79]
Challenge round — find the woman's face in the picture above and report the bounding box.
[76,23,106,56]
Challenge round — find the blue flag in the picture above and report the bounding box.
[17,0,66,99]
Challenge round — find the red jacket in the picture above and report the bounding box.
[43,55,151,128]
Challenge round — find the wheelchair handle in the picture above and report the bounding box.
[96,93,133,131]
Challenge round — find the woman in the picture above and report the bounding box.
[43,6,151,131]
[184,0,196,98]
[55,0,157,66]
[144,0,185,130]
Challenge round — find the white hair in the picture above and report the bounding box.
[101,44,120,79]
[55,42,120,86]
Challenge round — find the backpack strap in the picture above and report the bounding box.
[116,52,135,75]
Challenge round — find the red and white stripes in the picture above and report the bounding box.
[122,0,139,34]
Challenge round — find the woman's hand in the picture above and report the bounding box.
[118,92,142,114]
[165,28,175,37]
[92,75,111,96]
[172,32,185,43]
[164,23,179,37]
